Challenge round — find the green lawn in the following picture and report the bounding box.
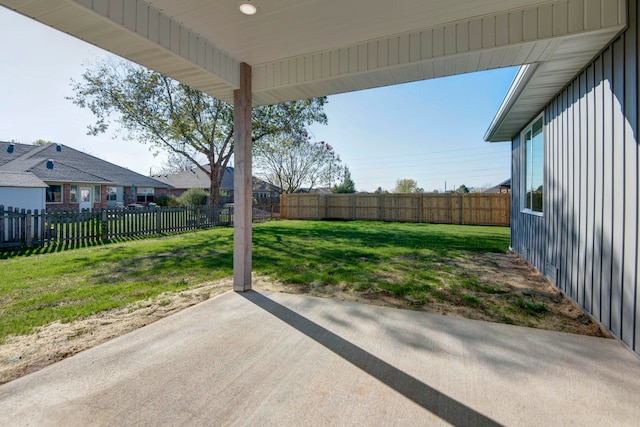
[0,220,510,341]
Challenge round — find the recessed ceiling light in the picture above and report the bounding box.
[238,2,258,15]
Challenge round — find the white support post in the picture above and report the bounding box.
[233,62,252,292]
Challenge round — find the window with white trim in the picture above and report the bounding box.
[106,187,118,201]
[136,187,155,203]
[70,185,78,204]
[522,115,544,213]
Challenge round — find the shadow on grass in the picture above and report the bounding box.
[0,228,228,259]
[242,290,503,427]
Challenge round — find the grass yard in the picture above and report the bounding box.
[0,228,234,341]
[1,220,607,384]
[252,220,509,298]
[1,221,509,341]
[1,220,603,347]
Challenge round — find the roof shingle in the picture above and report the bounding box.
[0,171,48,188]
[152,166,279,192]
[0,142,171,188]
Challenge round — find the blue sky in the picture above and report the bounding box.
[0,7,515,193]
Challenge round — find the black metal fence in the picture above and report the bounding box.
[0,204,276,251]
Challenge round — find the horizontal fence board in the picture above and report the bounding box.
[281,193,509,226]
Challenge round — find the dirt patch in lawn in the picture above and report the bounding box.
[254,252,608,338]
[0,281,230,385]
[1,252,607,385]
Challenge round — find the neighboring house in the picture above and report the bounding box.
[0,141,172,210]
[0,171,48,212]
[483,179,511,194]
[296,187,333,195]
[485,1,639,355]
[152,166,280,204]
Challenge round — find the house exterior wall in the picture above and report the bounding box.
[0,187,46,212]
[45,183,73,210]
[511,0,639,353]
[46,184,108,211]
[510,133,546,274]
[106,186,121,209]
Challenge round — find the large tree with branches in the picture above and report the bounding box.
[254,135,343,194]
[69,59,327,207]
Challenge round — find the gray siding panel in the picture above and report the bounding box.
[558,91,567,294]
[511,133,545,275]
[601,45,614,330]
[572,81,581,304]
[611,37,626,337]
[577,76,588,307]
[511,0,639,353]
[551,94,560,290]
[600,47,611,329]
[585,63,596,314]
[630,0,640,353]
[593,54,604,321]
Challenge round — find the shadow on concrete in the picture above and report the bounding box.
[241,290,503,427]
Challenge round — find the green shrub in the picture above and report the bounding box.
[154,194,180,207]
[179,188,208,206]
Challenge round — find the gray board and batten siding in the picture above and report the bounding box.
[511,0,639,354]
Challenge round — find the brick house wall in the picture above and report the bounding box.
[45,183,109,211]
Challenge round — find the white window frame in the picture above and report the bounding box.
[521,114,544,216]
[106,186,118,202]
[70,185,78,204]
[136,187,155,203]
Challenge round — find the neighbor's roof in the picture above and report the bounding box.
[153,166,280,192]
[483,178,511,193]
[0,142,171,188]
[0,171,48,188]
[152,166,216,190]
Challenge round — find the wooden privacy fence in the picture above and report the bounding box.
[0,205,243,251]
[280,193,510,226]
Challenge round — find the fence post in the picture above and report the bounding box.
[0,205,3,245]
[25,210,32,247]
[350,195,356,220]
[18,208,25,242]
[33,209,40,244]
[7,206,14,242]
[101,209,108,241]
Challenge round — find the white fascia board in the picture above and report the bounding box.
[484,63,539,142]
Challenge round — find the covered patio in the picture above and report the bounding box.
[1,290,639,425]
[0,0,627,290]
[1,1,638,424]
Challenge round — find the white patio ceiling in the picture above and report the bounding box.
[1,0,627,140]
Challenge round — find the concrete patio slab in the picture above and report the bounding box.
[1,290,639,426]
